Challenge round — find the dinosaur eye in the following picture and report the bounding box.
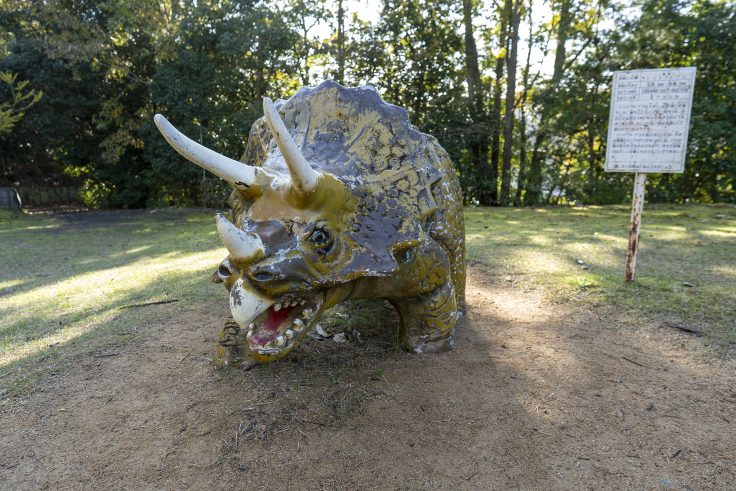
[309,227,330,246]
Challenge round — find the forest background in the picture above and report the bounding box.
[0,0,733,208]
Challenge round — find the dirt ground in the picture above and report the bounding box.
[1,266,734,490]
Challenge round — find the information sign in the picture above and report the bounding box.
[604,67,696,282]
[605,67,696,173]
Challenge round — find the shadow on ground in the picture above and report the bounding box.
[1,267,733,489]
[0,209,224,378]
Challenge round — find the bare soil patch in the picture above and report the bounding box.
[1,268,734,489]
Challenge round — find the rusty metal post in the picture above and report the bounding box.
[625,172,647,282]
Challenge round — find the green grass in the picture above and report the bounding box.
[465,204,736,349]
[0,208,226,397]
[1,204,734,398]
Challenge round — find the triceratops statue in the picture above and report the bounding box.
[154,81,465,366]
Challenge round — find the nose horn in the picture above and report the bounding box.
[215,214,264,264]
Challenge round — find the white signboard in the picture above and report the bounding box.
[605,67,696,173]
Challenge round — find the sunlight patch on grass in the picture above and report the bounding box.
[0,248,223,366]
[567,275,600,290]
[24,224,61,231]
[709,264,736,279]
[0,209,227,382]
[465,204,736,350]
[699,229,736,238]
[0,279,25,291]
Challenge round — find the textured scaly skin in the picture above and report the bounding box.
[216,81,465,364]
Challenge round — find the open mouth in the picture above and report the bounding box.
[245,295,322,357]
[228,278,324,359]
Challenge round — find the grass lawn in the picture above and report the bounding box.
[1,204,735,397]
[465,204,736,348]
[0,209,226,396]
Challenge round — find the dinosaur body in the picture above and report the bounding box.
[155,81,465,366]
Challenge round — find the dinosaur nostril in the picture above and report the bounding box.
[213,259,236,284]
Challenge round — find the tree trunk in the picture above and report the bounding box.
[489,0,511,206]
[514,0,534,207]
[500,0,522,206]
[586,121,597,201]
[462,0,481,105]
[552,0,571,85]
[585,82,599,201]
[254,38,266,99]
[462,0,491,205]
[524,0,572,205]
[336,0,345,84]
[525,135,544,205]
[302,23,312,85]
[514,106,527,206]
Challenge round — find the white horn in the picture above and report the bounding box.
[215,214,264,263]
[154,114,257,190]
[262,97,320,195]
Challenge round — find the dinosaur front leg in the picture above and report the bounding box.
[214,318,245,368]
[392,280,458,354]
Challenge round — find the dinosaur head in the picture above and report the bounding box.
[154,84,429,362]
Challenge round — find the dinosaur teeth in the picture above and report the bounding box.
[293,318,304,331]
[274,335,286,347]
[302,308,313,319]
[249,323,254,329]
[315,324,331,338]
[246,330,253,340]
[274,303,282,311]
[285,328,295,339]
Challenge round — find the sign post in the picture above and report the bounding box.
[604,67,696,282]
[624,172,647,282]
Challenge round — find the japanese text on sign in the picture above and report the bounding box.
[605,67,696,173]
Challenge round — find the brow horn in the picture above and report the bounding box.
[154,114,257,191]
[262,97,320,195]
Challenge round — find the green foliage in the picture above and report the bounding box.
[0,0,303,206]
[0,71,42,136]
[348,0,469,167]
[526,0,735,205]
[639,0,736,203]
[0,0,733,207]
[143,0,300,207]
